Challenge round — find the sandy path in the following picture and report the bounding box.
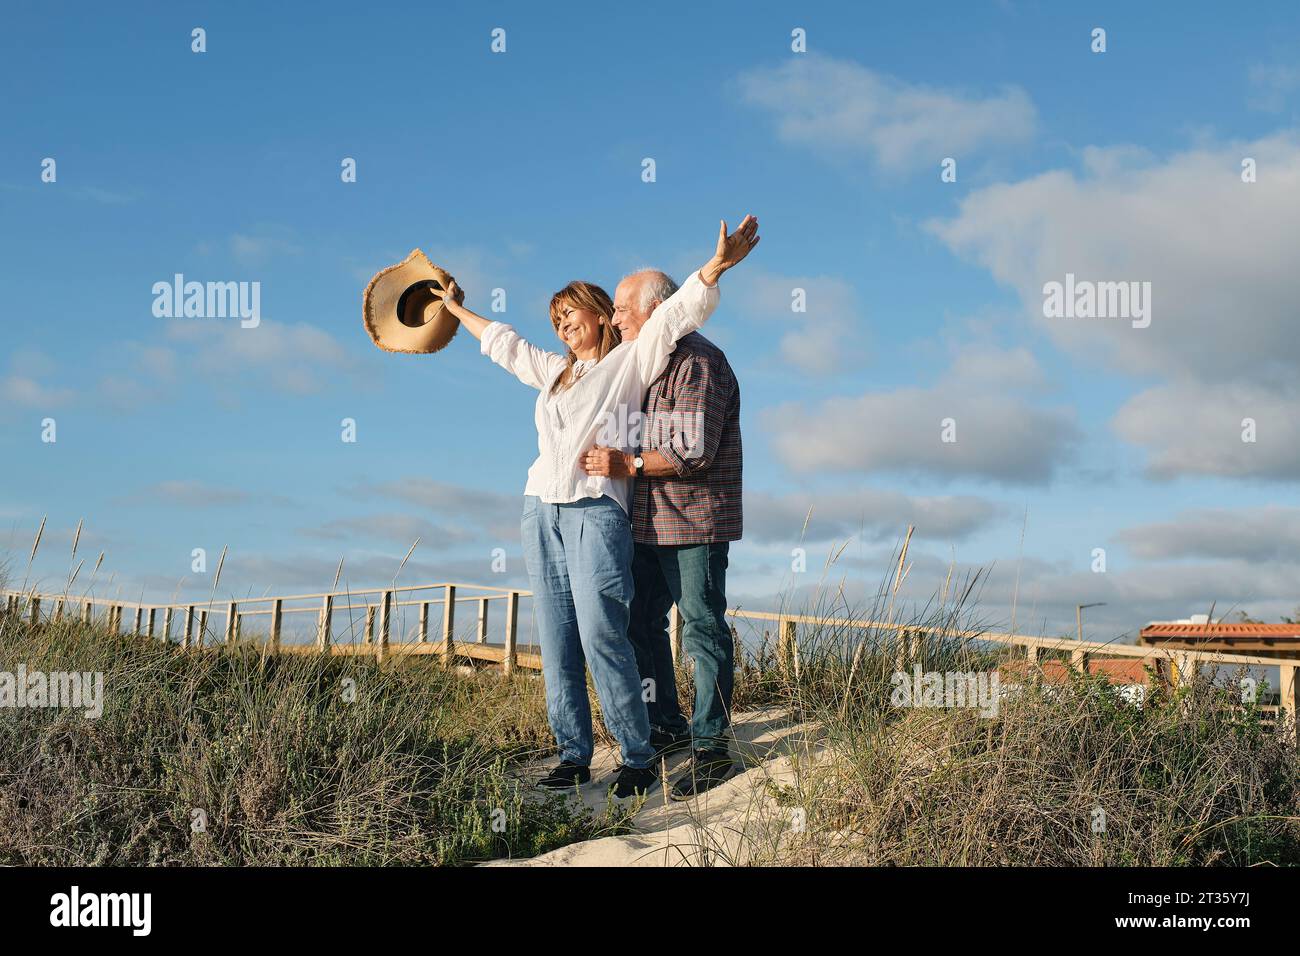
[484,707,820,867]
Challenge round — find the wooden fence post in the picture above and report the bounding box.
[417,601,430,642]
[82,600,92,625]
[269,598,283,651]
[377,590,392,662]
[364,606,375,645]
[669,604,683,663]
[183,606,196,648]
[224,602,238,644]
[53,598,65,622]
[1021,642,1041,687]
[316,595,333,650]
[778,619,798,677]
[161,607,173,643]
[197,610,209,649]
[1171,652,1197,688]
[441,585,456,663]
[30,596,41,627]
[146,607,157,639]
[131,606,142,635]
[1071,646,1089,673]
[503,590,519,675]
[1278,663,1298,746]
[477,597,489,643]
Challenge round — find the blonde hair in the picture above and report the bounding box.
[548,280,620,395]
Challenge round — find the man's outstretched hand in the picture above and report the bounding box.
[580,446,633,479]
[700,215,760,286]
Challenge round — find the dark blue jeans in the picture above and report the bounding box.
[627,541,733,753]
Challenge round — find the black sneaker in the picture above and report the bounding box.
[670,750,735,801]
[536,761,591,790]
[609,764,659,800]
[649,727,692,758]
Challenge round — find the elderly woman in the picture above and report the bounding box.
[439,216,759,798]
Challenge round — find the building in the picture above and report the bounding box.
[1138,616,1300,659]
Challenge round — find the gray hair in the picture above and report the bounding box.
[625,269,678,313]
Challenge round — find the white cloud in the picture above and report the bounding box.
[1113,382,1300,480]
[928,134,1300,384]
[744,487,1003,545]
[1117,505,1300,562]
[138,551,529,600]
[927,132,1300,478]
[347,478,523,542]
[1,375,73,408]
[736,54,1036,172]
[92,316,360,410]
[136,480,256,508]
[163,319,356,396]
[947,344,1045,390]
[762,346,1079,484]
[0,349,73,410]
[300,514,479,549]
[730,270,868,374]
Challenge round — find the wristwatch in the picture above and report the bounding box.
[632,454,645,477]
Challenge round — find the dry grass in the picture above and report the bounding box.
[0,604,633,865]
[728,547,1300,866]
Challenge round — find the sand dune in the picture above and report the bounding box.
[485,708,821,867]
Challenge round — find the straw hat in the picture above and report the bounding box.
[362,249,459,353]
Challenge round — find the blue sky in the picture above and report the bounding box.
[3,1,1299,641]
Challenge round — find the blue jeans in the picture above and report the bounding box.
[627,542,733,753]
[521,495,653,770]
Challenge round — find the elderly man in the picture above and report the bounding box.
[580,226,751,800]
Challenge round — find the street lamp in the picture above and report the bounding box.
[1077,602,1106,642]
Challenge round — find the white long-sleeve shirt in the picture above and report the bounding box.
[480,270,720,515]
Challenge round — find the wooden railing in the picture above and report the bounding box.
[2,583,532,673]
[742,609,1298,742]
[4,587,1297,741]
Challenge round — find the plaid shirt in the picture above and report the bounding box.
[632,331,743,545]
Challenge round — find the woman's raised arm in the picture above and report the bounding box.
[439,281,567,391]
[438,280,491,340]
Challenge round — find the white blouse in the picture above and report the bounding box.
[479,270,720,515]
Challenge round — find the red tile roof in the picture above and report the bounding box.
[1141,623,1300,640]
[998,658,1156,686]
